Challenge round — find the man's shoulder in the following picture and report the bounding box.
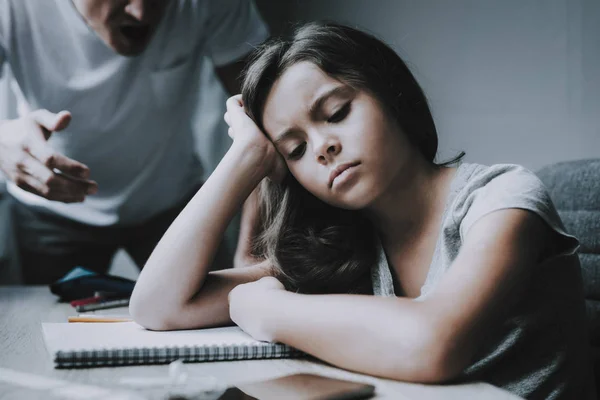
[168,0,208,15]
[0,0,64,27]
[1,0,39,18]
[0,0,72,50]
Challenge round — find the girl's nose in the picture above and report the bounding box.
[316,139,342,165]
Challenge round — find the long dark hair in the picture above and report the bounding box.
[241,22,461,294]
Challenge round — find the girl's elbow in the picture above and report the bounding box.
[130,307,177,331]
[411,336,469,383]
[417,354,463,384]
[129,292,175,331]
[384,332,467,384]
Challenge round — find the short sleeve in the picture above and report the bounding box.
[460,165,580,260]
[204,0,269,67]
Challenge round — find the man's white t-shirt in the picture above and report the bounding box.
[0,0,268,226]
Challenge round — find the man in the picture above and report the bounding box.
[0,0,268,283]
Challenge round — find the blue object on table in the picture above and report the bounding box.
[49,266,136,302]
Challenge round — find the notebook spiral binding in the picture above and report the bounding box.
[55,343,304,368]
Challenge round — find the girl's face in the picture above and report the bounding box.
[262,62,414,209]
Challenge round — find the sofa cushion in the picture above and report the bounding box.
[537,159,600,345]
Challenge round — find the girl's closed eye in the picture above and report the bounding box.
[327,102,351,123]
[287,142,306,160]
[286,102,351,161]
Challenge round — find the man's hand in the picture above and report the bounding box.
[0,109,97,203]
[228,276,286,342]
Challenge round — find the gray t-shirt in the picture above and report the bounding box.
[371,163,595,400]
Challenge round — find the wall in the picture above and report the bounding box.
[255,0,600,170]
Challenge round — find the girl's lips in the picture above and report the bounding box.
[329,162,360,188]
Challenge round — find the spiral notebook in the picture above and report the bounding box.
[42,322,303,368]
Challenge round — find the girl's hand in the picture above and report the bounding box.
[228,276,286,342]
[224,95,286,183]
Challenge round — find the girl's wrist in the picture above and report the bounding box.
[263,290,295,343]
[228,141,274,181]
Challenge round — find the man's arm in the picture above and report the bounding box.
[215,57,247,98]
[201,0,269,266]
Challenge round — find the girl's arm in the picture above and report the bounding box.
[130,96,281,331]
[230,209,550,383]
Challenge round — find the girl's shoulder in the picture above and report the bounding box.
[450,162,552,219]
[452,162,543,198]
[448,162,577,252]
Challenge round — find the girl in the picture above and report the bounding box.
[130,22,595,399]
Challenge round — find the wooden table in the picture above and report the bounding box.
[0,286,522,399]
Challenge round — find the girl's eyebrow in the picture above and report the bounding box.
[274,85,352,144]
[308,85,351,116]
[274,128,302,146]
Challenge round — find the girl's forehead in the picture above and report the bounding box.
[272,62,336,100]
[262,62,343,134]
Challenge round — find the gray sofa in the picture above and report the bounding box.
[537,158,600,390]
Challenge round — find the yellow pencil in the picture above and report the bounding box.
[68,315,132,323]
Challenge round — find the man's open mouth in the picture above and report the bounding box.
[119,25,151,42]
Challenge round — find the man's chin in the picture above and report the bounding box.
[110,41,150,56]
[108,34,152,56]
[114,45,148,57]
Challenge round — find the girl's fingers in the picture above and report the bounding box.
[230,94,243,106]
[224,94,270,147]
[225,95,248,128]
[225,95,243,112]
